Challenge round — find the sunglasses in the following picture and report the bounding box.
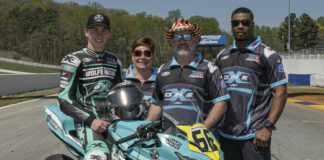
[172,34,193,42]
[231,20,251,27]
[134,50,152,57]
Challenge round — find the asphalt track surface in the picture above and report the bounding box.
[0,97,323,160]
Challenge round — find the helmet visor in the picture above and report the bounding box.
[108,87,143,107]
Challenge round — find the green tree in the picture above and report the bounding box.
[316,17,324,47]
[317,17,324,26]
[165,9,183,26]
[189,16,221,34]
[278,13,298,50]
[255,25,283,52]
[295,13,319,49]
[87,1,105,10]
[189,16,223,60]
[0,0,18,11]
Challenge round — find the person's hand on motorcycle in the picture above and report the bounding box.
[137,123,149,131]
[90,119,111,133]
[253,127,271,148]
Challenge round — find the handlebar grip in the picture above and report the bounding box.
[151,121,161,127]
[116,132,139,144]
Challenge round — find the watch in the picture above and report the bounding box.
[263,120,276,130]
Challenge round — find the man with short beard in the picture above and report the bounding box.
[147,19,230,132]
[215,7,287,160]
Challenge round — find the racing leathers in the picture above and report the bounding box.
[215,36,287,140]
[58,47,123,159]
[151,52,230,130]
[124,65,157,116]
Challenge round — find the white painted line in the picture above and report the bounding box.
[0,69,33,74]
[302,120,324,123]
[0,94,58,110]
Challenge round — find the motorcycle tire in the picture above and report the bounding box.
[45,154,74,160]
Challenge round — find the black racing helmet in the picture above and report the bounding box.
[107,81,144,119]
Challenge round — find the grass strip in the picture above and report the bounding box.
[0,61,59,73]
[287,84,324,94]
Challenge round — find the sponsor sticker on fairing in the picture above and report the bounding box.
[164,136,182,149]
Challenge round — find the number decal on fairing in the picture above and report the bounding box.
[191,128,218,152]
[176,123,221,160]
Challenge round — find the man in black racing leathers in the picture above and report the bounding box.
[58,13,123,160]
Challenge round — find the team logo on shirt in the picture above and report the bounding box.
[278,64,284,72]
[60,65,73,71]
[62,55,81,67]
[106,58,117,65]
[246,54,259,63]
[219,79,226,88]
[81,67,116,80]
[221,55,229,60]
[207,62,217,73]
[61,71,69,77]
[161,71,170,77]
[223,71,250,85]
[189,71,204,78]
[60,80,69,88]
[97,58,104,63]
[82,58,92,62]
[164,88,194,102]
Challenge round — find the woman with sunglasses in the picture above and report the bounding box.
[124,36,157,115]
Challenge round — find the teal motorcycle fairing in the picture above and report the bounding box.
[44,105,223,160]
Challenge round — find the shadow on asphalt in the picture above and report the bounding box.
[0,95,58,100]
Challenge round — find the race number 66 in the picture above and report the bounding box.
[191,128,218,152]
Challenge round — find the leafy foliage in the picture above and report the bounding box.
[255,25,283,51]
[0,1,227,66]
[317,17,324,26]
[0,0,322,67]
[278,13,320,50]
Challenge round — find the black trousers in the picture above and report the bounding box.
[220,136,271,160]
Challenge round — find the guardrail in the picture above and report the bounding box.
[0,73,60,97]
[280,48,324,59]
[0,57,60,69]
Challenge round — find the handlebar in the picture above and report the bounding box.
[116,132,139,144]
[115,121,161,144]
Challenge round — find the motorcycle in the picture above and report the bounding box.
[44,105,224,160]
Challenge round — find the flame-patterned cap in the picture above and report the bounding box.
[166,19,202,42]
